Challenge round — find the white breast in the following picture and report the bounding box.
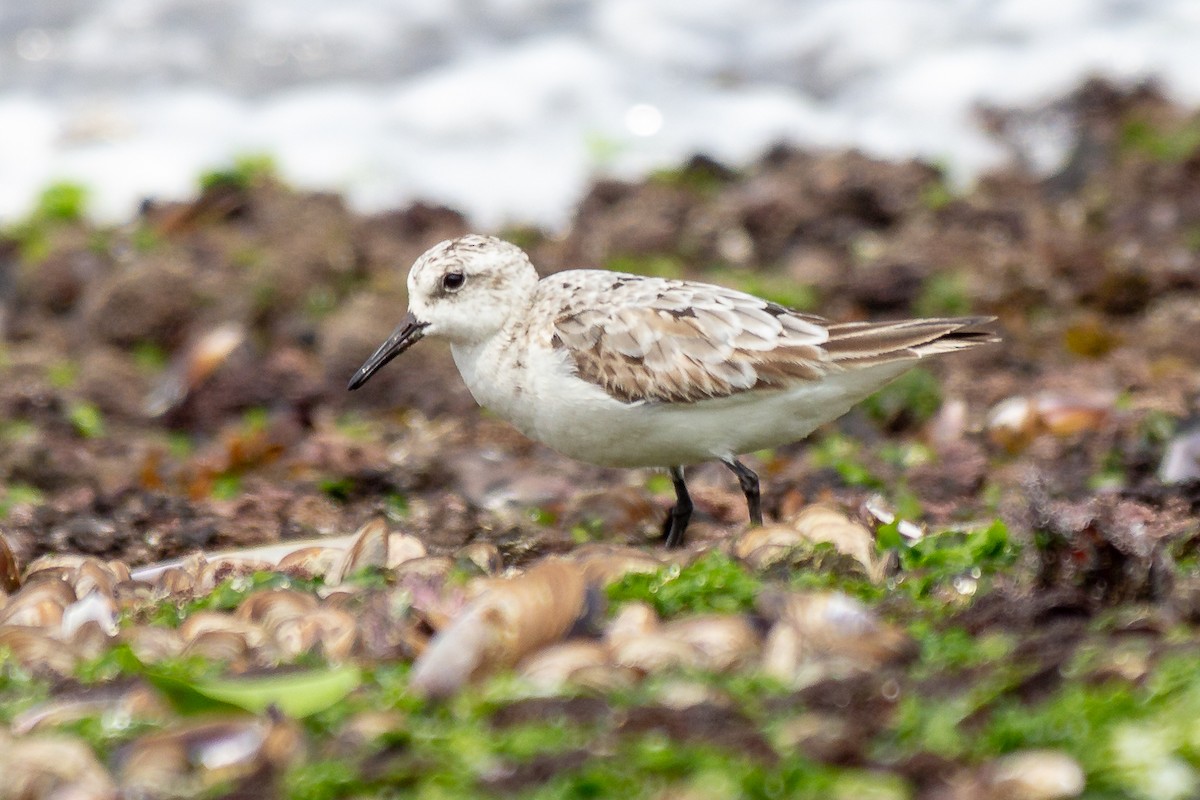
[451,332,915,469]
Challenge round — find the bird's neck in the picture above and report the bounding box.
[448,280,542,414]
[449,317,522,413]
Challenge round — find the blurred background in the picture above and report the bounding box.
[3,0,1199,229]
[4,6,1200,793]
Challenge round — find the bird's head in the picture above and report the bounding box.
[347,234,538,390]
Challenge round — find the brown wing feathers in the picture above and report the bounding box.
[557,301,829,404]
[553,276,997,405]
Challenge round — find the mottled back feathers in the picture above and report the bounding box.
[548,272,996,405]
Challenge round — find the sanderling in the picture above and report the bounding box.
[349,235,997,547]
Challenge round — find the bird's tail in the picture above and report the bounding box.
[822,316,999,368]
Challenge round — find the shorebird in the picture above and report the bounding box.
[349,235,996,547]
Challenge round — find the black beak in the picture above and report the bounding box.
[347,311,429,390]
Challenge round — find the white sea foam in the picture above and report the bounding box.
[1,0,1198,228]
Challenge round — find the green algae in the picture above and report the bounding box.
[607,552,762,617]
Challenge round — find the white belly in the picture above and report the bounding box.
[452,338,913,469]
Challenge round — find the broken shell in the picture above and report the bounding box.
[605,602,659,649]
[195,557,276,594]
[317,586,361,608]
[73,559,120,600]
[862,495,924,542]
[518,640,613,691]
[660,614,760,672]
[654,679,733,710]
[155,566,197,597]
[0,597,65,631]
[0,627,78,675]
[326,518,390,586]
[131,534,389,583]
[354,590,427,661]
[574,664,642,693]
[737,504,880,578]
[179,612,266,649]
[236,588,319,629]
[986,396,1039,451]
[570,544,664,586]
[1037,395,1114,437]
[15,572,79,601]
[609,633,705,675]
[0,577,76,628]
[175,552,209,581]
[929,396,969,447]
[1159,427,1200,484]
[22,553,90,583]
[761,621,802,681]
[455,541,503,576]
[114,579,157,610]
[387,533,427,568]
[757,590,914,670]
[393,555,456,583]
[985,749,1085,800]
[270,607,358,661]
[732,524,805,566]
[774,711,860,764]
[144,322,247,417]
[0,531,20,592]
[791,504,880,578]
[106,559,132,583]
[987,392,1113,452]
[122,626,185,664]
[117,715,302,795]
[61,591,119,639]
[0,732,117,800]
[409,558,588,698]
[72,619,115,662]
[276,546,342,578]
[569,663,641,694]
[181,629,253,664]
[12,683,170,735]
[403,574,470,634]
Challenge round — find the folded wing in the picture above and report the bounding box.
[551,274,996,405]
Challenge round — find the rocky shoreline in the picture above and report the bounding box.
[2,78,1200,798]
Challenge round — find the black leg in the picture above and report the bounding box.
[662,466,693,549]
[722,458,763,526]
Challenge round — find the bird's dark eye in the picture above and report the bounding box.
[442,272,465,291]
